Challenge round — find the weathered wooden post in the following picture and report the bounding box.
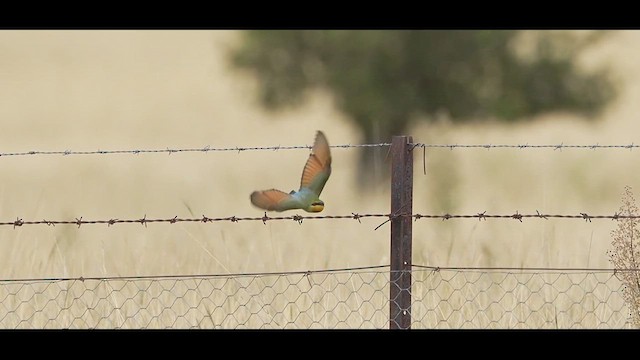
[389,135,413,329]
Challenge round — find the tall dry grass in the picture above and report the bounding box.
[608,186,640,326]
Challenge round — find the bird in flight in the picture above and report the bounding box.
[250,131,332,212]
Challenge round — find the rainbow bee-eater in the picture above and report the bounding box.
[250,131,331,212]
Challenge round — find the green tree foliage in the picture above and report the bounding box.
[230,30,615,185]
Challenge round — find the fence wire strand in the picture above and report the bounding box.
[2,212,639,228]
[0,265,391,283]
[0,143,391,158]
[2,264,634,283]
[410,265,640,273]
[0,142,637,158]
[410,143,638,150]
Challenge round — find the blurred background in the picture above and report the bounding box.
[0,30,637,279]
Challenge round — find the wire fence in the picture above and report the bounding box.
[2,138,638,328]
[0,266,631,329]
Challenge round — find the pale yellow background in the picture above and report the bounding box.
[0,30,638,280]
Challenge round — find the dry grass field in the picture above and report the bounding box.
[0,30,639,328]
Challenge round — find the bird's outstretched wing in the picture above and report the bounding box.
[300,131,332,196]
[250,189,303,212]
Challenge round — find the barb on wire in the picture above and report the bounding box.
[536,210,548,220]
[13,218,23,229]
[512,211,523,222]
[352,213,362,224]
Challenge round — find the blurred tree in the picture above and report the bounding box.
[230,30,615,186]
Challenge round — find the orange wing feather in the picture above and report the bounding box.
[300,131,332,192]
[250,189,298,211]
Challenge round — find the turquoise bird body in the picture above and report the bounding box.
[250,131,332,212]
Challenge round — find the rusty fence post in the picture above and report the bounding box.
[390,135,413,329]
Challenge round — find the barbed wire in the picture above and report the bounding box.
[0,142,637,158]
[410,143,638,150]
[0,143,390,158]
[411,211,640,222]
[2,211,640,228]
[0,213,386,228]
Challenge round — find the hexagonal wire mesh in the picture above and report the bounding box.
[411,268,632,329]
[0,267,633,328]
[0,268,391,329]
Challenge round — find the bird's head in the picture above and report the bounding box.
[306,200,325,213]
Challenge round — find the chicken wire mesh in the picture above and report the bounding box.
[410,268,631,329]
[0,267,633,329]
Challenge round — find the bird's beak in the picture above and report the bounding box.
[308,204,325,213]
